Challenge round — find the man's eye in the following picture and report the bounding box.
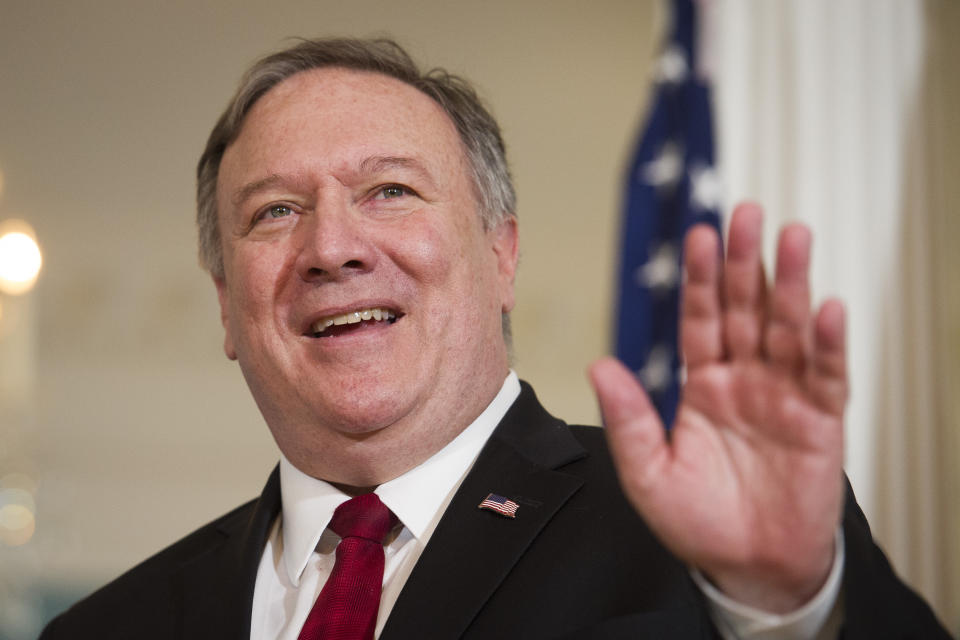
[264,205,293,219]
[377,185,409,199]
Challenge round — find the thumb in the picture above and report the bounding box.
[588,357,669,500]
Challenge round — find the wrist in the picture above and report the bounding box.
[691,529,846,639]
[700,538,837,613]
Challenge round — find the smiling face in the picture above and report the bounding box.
[214,68,518,486]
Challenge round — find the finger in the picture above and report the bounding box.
[805,298,848,416]
[588,357,670,498]
[681,224,724,368]
[764,223,812,371]
[723,203,767,359]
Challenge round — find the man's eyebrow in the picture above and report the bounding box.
[232,174,287,207]
[231,157,437,207]
[358,156,438,188]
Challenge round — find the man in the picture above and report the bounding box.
[41,38,948,639]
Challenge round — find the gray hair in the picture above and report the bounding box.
[196,37,517,281]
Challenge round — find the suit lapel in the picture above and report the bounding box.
[381,382,587,639]
[176,466,281,639]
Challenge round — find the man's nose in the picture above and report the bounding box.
[293,200,376,283]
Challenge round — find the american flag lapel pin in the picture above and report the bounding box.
[478,493,519,519]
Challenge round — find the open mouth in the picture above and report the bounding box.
[308,307,401,338]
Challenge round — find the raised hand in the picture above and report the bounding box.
[589,202,848,613]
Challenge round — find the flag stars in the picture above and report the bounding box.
[655,45,689,84]
[634,242,680,292]
[617,2,720,427]
[641,142,683,189]
[690,164,723,211]
[638,345,674,394]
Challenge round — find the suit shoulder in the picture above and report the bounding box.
[119,496,260,578]
[40,497,262,638]
[565,423,617,468]
[566,422,608,448]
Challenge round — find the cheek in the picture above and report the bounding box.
[388,220,461,287]
[403,220,501,318]
[224,247,287,321]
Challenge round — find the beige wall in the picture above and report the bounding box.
[0,0,661,592]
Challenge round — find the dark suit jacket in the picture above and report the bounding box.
[41,382,949,639]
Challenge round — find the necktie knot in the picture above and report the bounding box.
[329,493,396,544]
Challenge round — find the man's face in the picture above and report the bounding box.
[214,68,518,485]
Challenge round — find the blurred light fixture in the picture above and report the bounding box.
[0,220,42,295]
[0,502,36,546]
[0,478,36,546]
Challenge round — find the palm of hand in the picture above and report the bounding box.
[590,203,847,612]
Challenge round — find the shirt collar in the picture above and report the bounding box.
[279,371,521,586]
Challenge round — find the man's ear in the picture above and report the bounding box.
[213,275,238,361]
[490,216,519,313]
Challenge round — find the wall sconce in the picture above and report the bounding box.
[0,220,42,296]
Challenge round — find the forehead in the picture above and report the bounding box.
[219,67,469,194]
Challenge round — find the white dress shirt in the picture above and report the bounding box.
[250,373,522,639]
[250,371,841,639]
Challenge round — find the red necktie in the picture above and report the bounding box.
[298,493,398,640]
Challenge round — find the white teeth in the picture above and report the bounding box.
[312,307,396,335]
